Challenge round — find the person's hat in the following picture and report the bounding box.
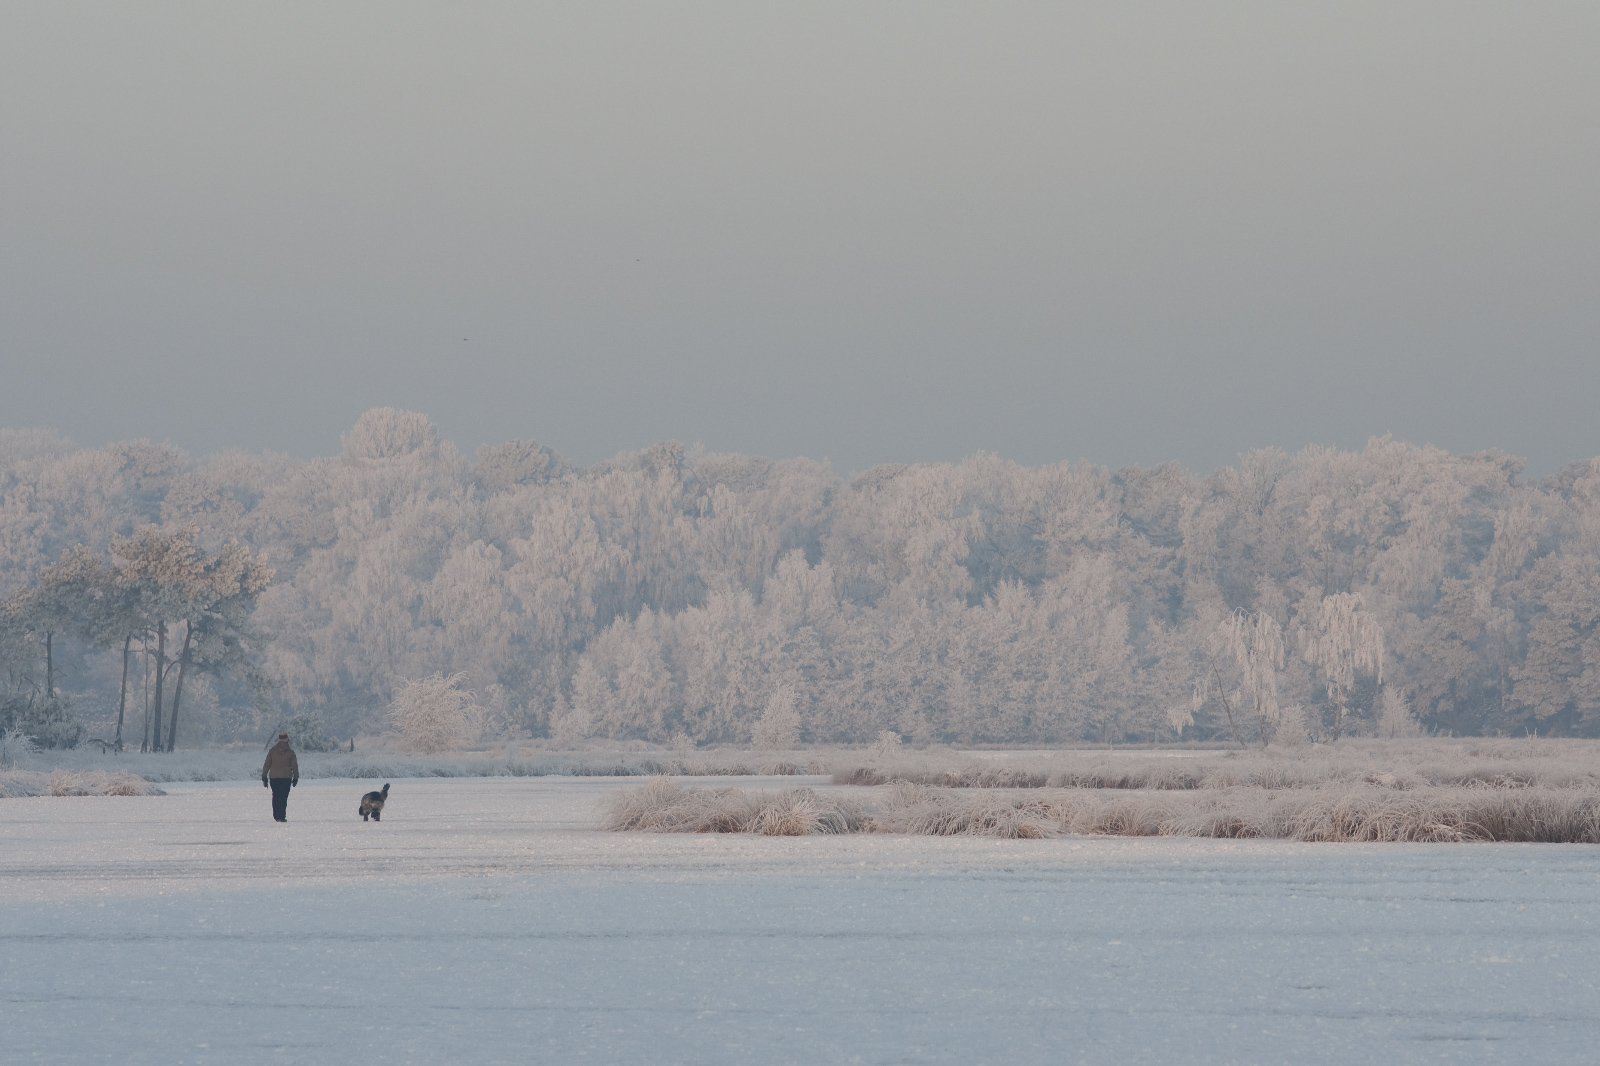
[278,732,288,740]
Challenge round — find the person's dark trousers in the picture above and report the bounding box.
[269,778,292,821]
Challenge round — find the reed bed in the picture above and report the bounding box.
[601,775,1600,843]
[867,782,1600,842]
[598,777,864,835]
[0,770,166,798]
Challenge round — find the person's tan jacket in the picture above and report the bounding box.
[262,742,299,782]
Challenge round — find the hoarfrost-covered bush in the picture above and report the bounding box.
[869,730,901,758]
[389,673,481,754]
[2,696,80,750]
[1275,703,1311,746]
[0,726,36,768]
[280,709,342,752]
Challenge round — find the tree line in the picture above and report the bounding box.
[1,527,270,749]
[2,408,1598,748]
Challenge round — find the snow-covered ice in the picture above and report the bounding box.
[4,776,1599,1065]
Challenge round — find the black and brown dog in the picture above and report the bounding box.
[359,783,390,822]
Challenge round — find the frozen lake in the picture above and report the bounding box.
[4,776,1599,1064]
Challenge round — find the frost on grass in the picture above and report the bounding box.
[811,738,1600,842]
[865,783,1600,842]
[599,778,864,835]
[0,770,165,798]
[602,772,1600,843]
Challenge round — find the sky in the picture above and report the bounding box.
[2,2,1597,476]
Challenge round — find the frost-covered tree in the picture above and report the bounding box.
[1223,609,1285,747]
[1302,593,1384,741]
[389,672,480,753]
[1376,688,1422,739]
[11,411,1600,744]
[110,528,272,751]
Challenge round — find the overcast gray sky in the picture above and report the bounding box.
[2,2,1597,475]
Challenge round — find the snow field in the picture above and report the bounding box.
[4,777,1600,1065]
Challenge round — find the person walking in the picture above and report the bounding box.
[261,732,299,822]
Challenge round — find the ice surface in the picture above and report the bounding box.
[4,777,1599,1064]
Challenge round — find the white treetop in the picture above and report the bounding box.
[7,413,1596,747]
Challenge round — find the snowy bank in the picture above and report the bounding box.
[834,737,1600,792]
[9,746,830,784]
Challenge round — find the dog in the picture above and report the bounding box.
[359,783,390,822]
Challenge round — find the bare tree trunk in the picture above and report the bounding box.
[45,632,53,700]
[166,621,193,753]
[149,622,166,753]
[1208,656,1248,750]
[140,640,151,753]
[114,635,131,752]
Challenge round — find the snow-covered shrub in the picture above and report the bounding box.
[0,727,36,768]
[2,696,80,750]
[388,673,481,754]
[1275,703,1311,746]
[279,709,342,752]
[869,729,901,758]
